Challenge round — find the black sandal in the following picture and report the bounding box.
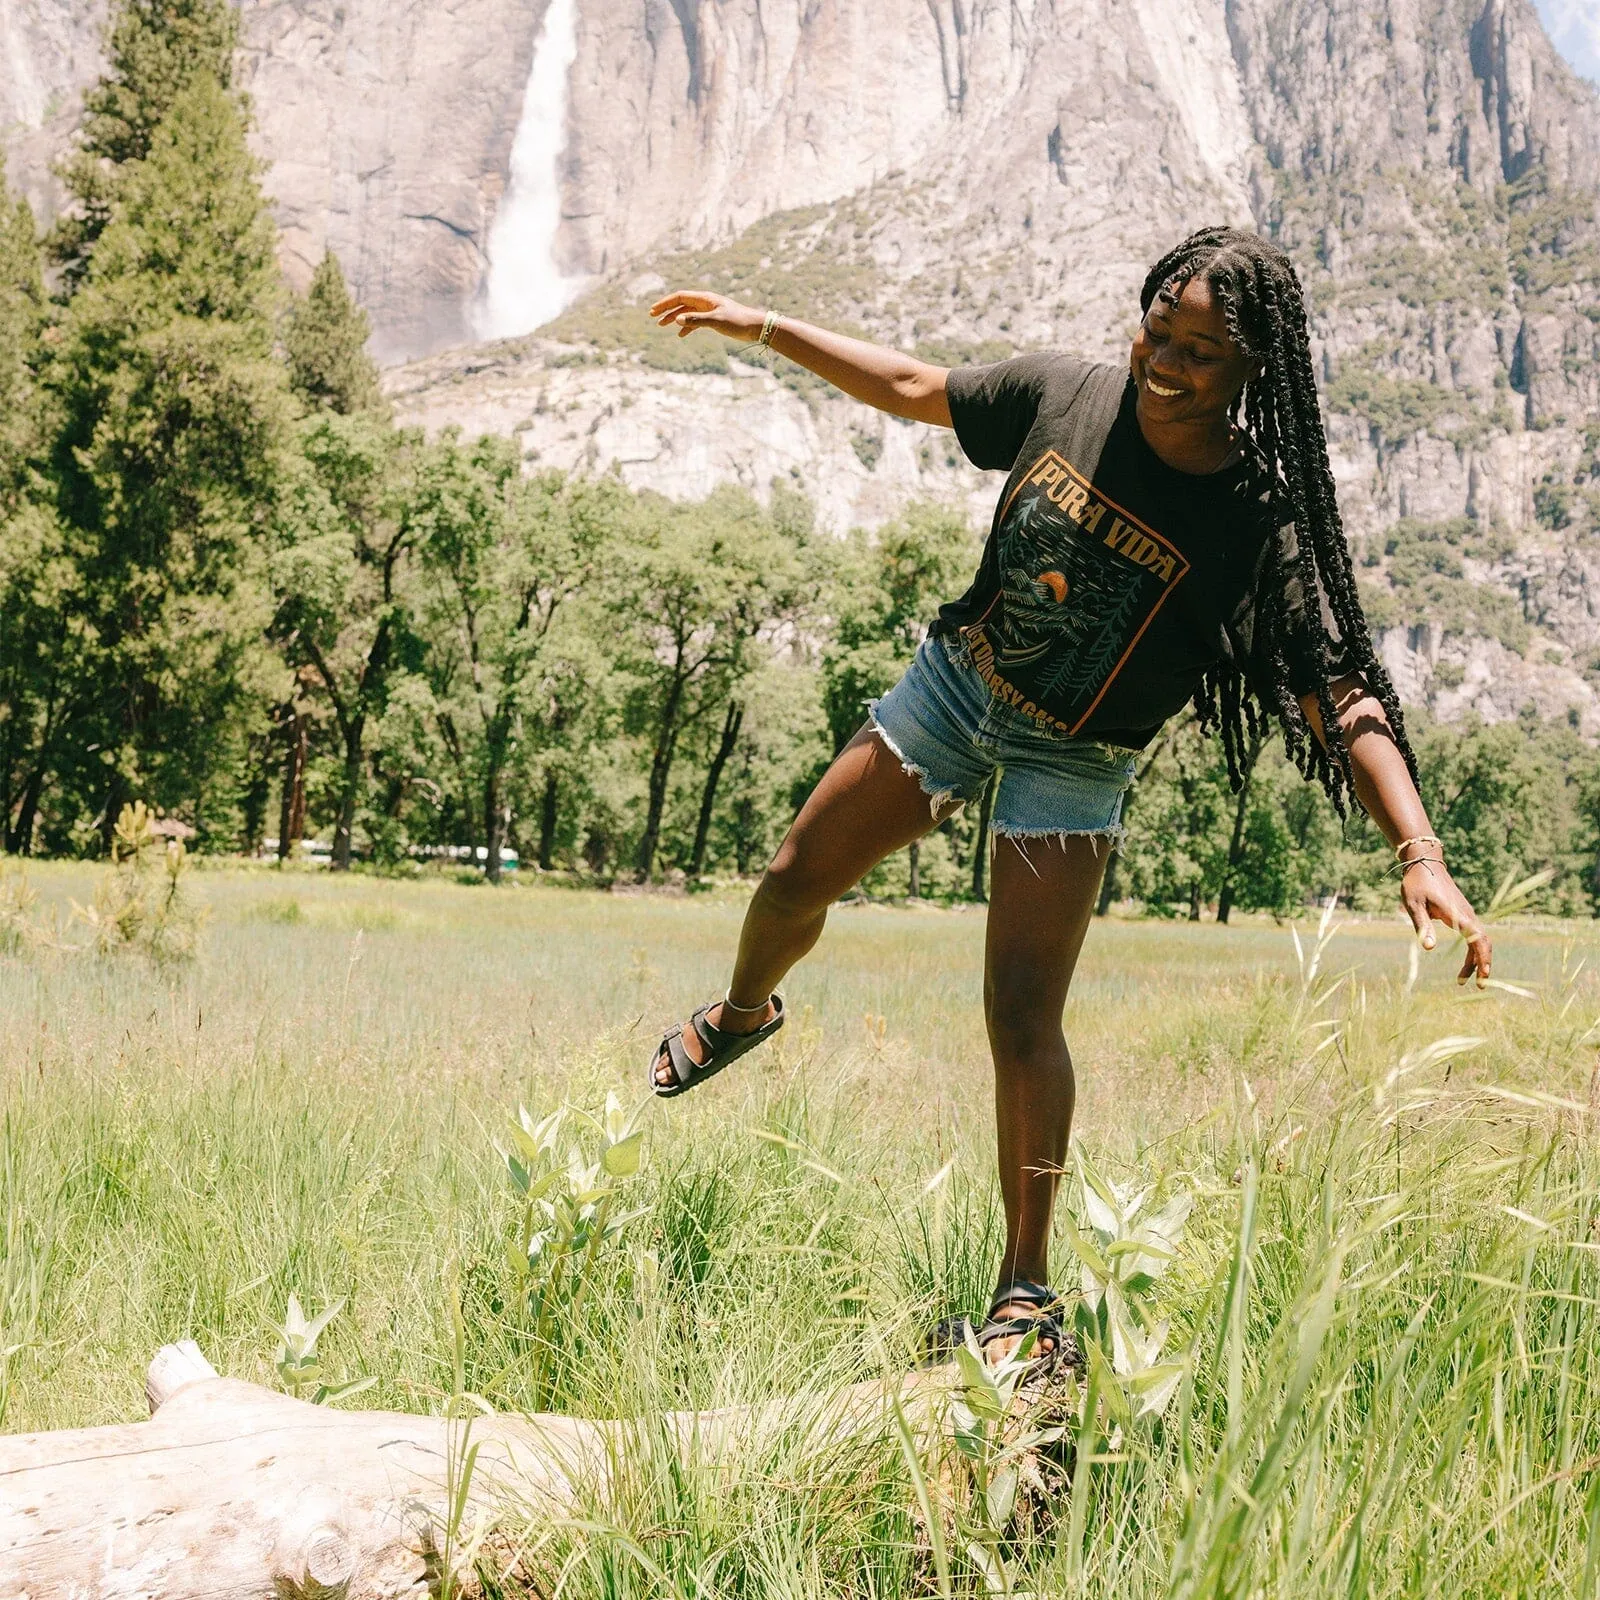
[977,1278,1067,1361]
[650,994,785,1098]
[926,1278,1072,1368]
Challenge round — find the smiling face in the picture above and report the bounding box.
[1129,274,1258,430]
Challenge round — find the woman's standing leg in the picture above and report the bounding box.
[654,725,963,1085]
[981,833,1109,1351]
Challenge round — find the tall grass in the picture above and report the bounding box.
[2,864,1598,1595]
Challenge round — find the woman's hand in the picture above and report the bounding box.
[1401,858,1492,987]
[645,294,954,424]
[1302,677,1493,990]
[650,290,764,343]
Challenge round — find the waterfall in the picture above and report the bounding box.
[474,0,584,341]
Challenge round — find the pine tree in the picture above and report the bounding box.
[285,251,385,416]
[53,0,241,284]
[50,73,292,840]
[0,168,45,500]
[0,159,81,855]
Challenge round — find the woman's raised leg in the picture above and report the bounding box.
[654,724,962,1086]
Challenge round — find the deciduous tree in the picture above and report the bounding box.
[621,488,805,882]
[409,438,617,882]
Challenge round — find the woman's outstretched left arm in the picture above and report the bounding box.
[1300,675,1492,986]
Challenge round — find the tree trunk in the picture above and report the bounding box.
[278,713,307,863]
[538,769,559,870]
[907,839,921,898]
[331,719,365,872]
[970,772,996,902]
[735,795,755,876]
[1096,850,1121,916]
[688,701,743,878]
[99,770,127,857]
[1096,716,1193,916]
[635,674,687,883]
[1188,879,1203,921]
[241,739,270,857]
[1215,733,1265,926]
[0,1340,954,1600]
[6,761,46,856]
[484,765,504,884]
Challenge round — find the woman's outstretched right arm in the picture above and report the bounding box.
[649,291,953,428]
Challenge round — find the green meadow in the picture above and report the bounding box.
[3,864,1599,1597]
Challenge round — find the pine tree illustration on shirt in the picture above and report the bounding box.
[1037,576,1147,706]
[983,463,1187,727]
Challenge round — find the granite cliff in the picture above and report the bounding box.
[0,0,549,360]
[3,0,1600,727]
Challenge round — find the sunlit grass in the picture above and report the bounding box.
[3,864,1599,1595]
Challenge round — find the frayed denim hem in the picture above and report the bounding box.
[989,820,1126,852]
[866,706,965,820]
[990,822,1126,877]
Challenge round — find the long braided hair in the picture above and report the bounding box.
[1139,226,1416,816]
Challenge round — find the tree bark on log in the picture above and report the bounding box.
[0,1341,944,1599]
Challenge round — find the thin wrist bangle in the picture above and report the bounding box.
[757,310,781,349]
[1388,855,1445,877]
[1394,834,1440,861]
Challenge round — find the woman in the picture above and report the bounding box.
[646,227,1491,1364]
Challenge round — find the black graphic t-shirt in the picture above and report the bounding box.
[932,353,1349,748]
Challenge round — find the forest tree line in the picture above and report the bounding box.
[0,0,1595,917]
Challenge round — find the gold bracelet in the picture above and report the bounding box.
[757,309,781,349]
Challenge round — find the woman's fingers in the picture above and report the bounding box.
[649,289,718,322]
[677,316,712,338]
[1455,914,1492,988]
[1403,866,1492,987]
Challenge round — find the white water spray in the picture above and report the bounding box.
[474,0,585,340]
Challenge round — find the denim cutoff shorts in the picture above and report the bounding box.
[868,633,1137,847]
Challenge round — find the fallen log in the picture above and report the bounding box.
[0,1341,947,1599]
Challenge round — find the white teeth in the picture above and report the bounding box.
[1146,379,1182,397]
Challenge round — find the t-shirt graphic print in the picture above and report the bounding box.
[938,353,1352,749]
[964,447,1191,735]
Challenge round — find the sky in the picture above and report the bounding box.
[1534,0,1600,85]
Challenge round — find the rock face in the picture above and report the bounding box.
[386,337,997,536]
[0,0,110,224]
[0,0,548,361]
[4,0,1600,724]
[563,0,1260,353]
[241,0,548,361]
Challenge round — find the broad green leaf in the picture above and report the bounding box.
[964,1541,1008,1596]
[1106,1236,1177,1262]
[602,1132,643,1178]
[299,1297,345,1351]
[986,1465,1018,1528]
[1057,1220,1112,1278]
[1132,1363,1185,1418]
[315,1374,377,1406]
[1080,1182,1120,1237]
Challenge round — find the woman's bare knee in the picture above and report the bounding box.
[984,973,1068,1062]
[756,849,836,921]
